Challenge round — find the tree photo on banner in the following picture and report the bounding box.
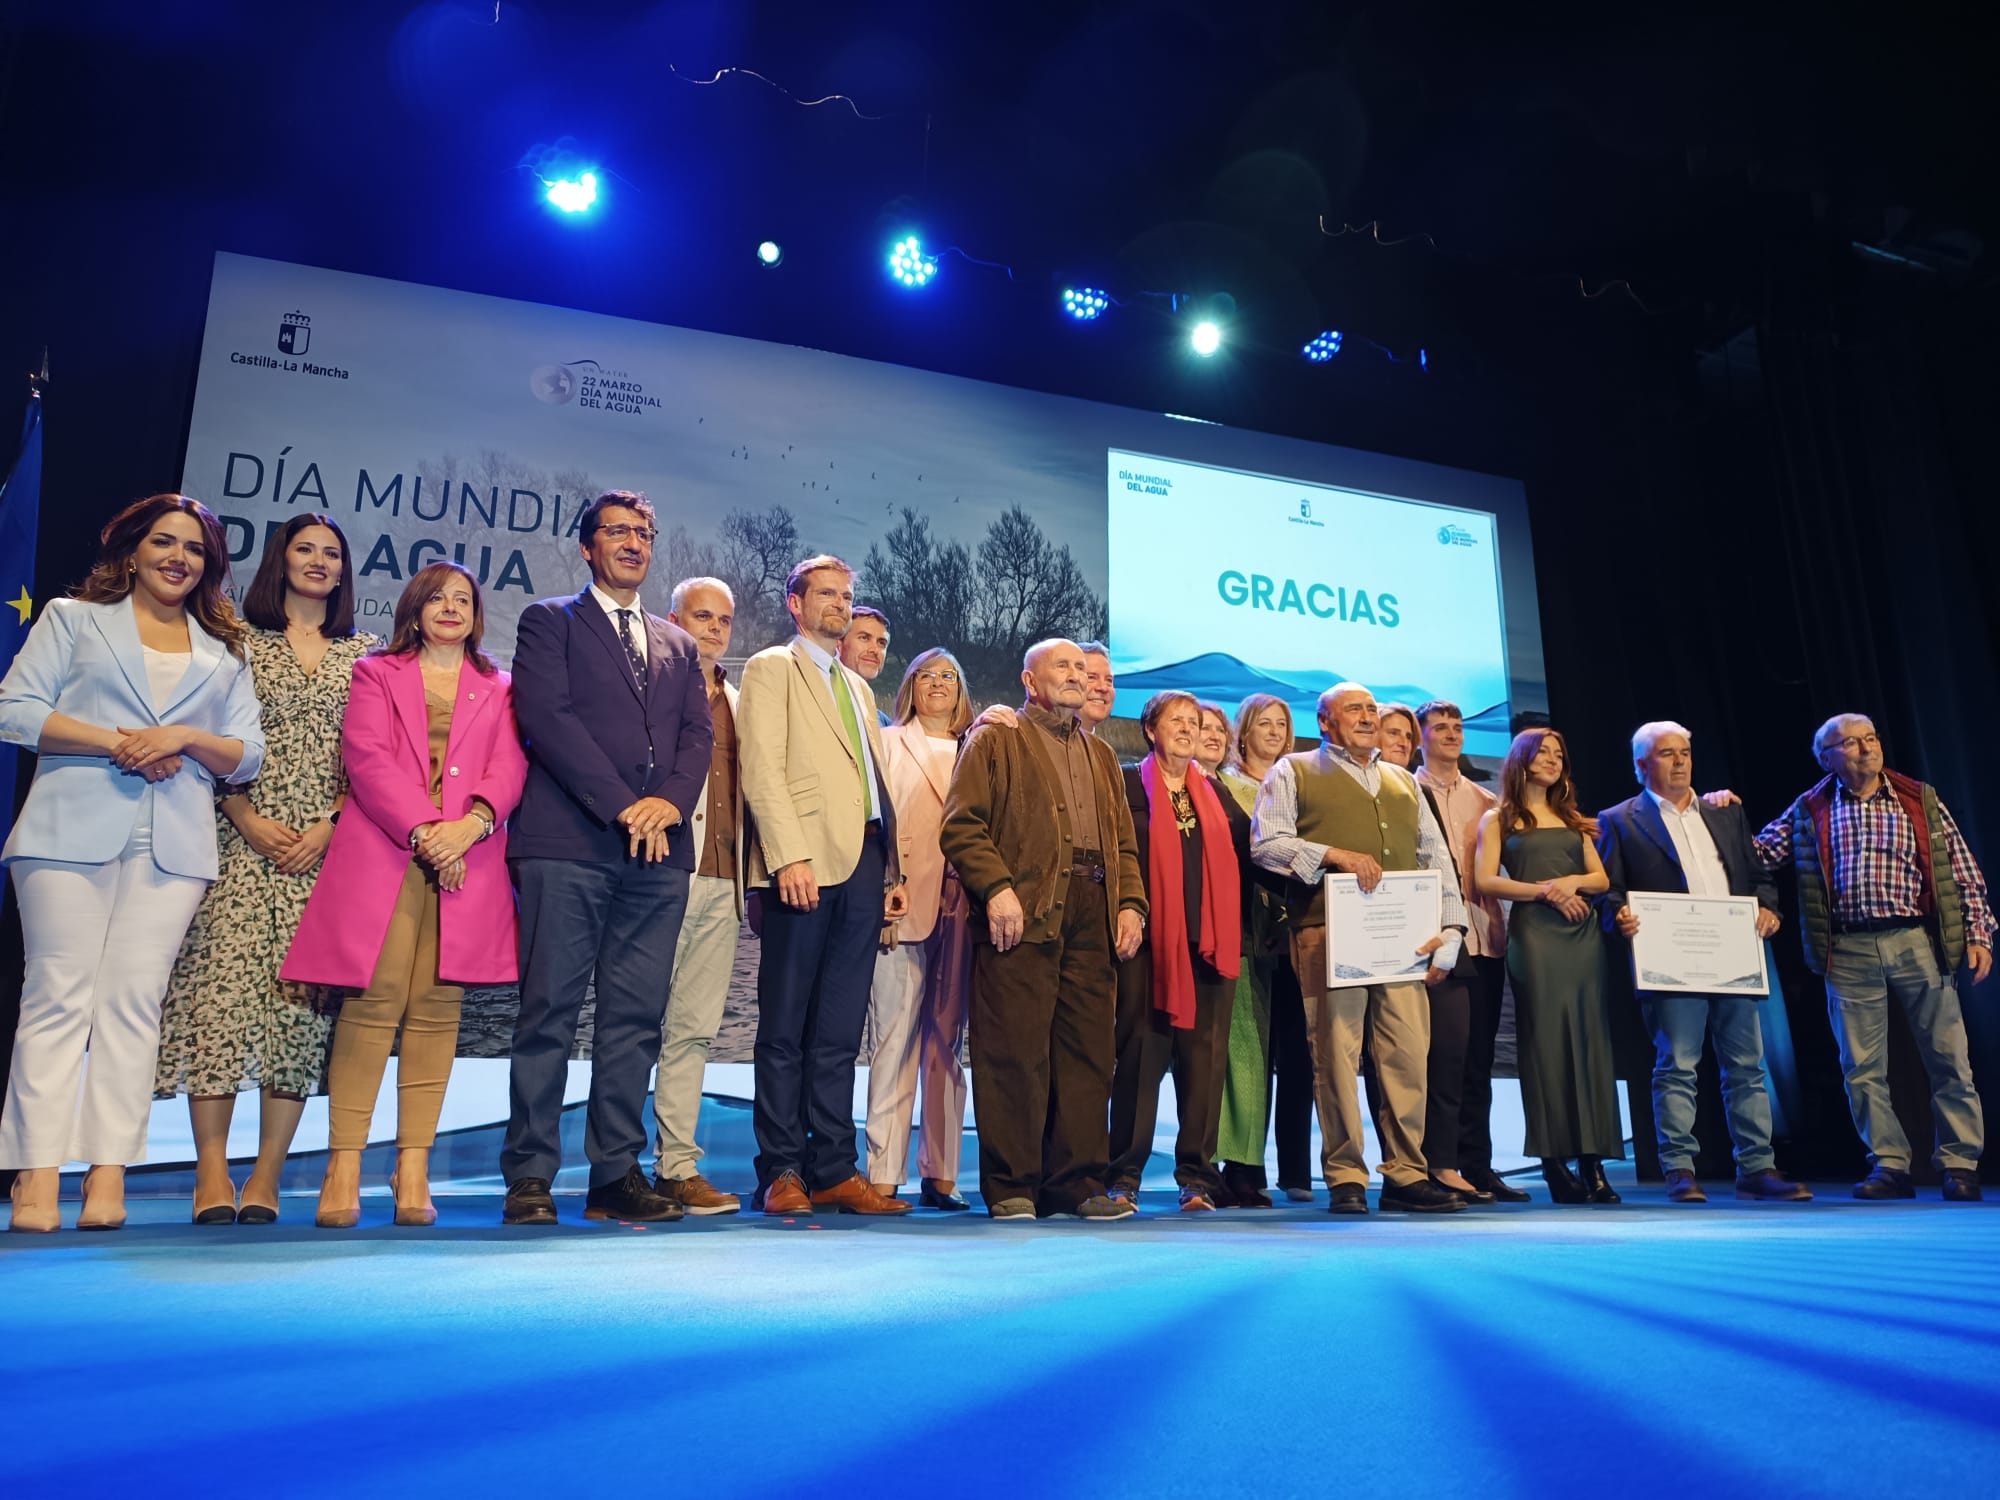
[181,252,1544,1061]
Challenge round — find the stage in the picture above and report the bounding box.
[5,1102,1998,1497]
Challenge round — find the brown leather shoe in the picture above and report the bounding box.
[760,1171,812,1216]
[809,1173,914,1216]
[1735,1169,1813,1202]
[1664,1168,1707,1203]
[657,1173,741,1216]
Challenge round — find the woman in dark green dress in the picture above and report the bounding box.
[1474,728,1623,1204]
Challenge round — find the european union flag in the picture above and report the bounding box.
[0,389,42,853]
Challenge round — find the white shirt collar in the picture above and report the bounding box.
[1644,786,1699,818]
[588,583,642,620]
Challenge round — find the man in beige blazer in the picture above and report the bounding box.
[650,577,749,1214]
[738,554,908,1215]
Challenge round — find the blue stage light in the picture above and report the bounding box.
[757,240,784,267]
[1420,346,1429,371]
[888,236,937,288]
[545,171,598,214]
[1190,320,1222,356]
[1304,330,1343,363]
[1062,287,1109,321]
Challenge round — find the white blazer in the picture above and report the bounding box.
[0,595,266,879]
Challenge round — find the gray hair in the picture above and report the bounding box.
[669,575,735,614]
[1814,713,1874,757]
[1630,720,1692,781]
[1317,681,1373,720]
[1023,637,1081,673]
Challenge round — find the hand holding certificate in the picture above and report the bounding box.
[1626,892,1770,994]
[1323,870,1443,988]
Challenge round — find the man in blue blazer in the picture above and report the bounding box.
[501,491,714,1224]
[1596,721,1810,1203]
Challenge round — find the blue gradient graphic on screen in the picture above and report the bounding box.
[1108,452,1513,757]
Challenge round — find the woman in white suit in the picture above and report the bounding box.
[0,495,264,1231]
[862,649,976,1209]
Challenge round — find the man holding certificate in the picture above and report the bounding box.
[1597,722,1810,1204]
[1250,683,1469,1214]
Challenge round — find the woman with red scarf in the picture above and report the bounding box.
[1107,691,1248,1211]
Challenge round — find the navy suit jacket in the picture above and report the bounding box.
[508,589,714,866]
[1595,792,1779,934]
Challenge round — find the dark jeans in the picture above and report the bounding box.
[1108,943,1234,1196]
[504,857,690,1188]
[1269,954,1314,1189]
[752,829,887,1191]
[1422,973,1472,1174]
[967,876,1115,1214]
[1457,956,1507,1173]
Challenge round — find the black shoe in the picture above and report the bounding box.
[919,1178,971,1212]
[1943,1169,1984,1203]
[192,1205,238,1226]
[1541,1158,1589,1205]
[1380,1179,1468,1214]
[1852,1166,1915,1200]
[584,1165,685,1222]
[502,1177,560,1225]
[235,1203,279,1225]
[1468,1167,1532,1204]
[1577,1156,1622,1204]
[1438,1176,1496,1206]
[1326,1183,1370,1215]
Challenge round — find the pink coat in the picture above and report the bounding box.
[882,722,961,943]
[282,653,529,989]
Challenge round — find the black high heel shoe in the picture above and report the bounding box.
[1577,1156,1622,1204]
[1540,1157,1590,1205]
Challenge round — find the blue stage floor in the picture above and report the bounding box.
[5,1172,1998,1498]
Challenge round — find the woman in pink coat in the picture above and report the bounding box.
[282,562,527,1228]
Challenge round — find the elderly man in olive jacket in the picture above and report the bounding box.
[941,638,1147,1219]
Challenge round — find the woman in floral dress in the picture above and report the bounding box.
[154,514,377,1224]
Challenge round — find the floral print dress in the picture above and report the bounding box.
[154,629,378,1098]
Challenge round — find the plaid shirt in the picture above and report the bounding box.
[1755,778,1995,946]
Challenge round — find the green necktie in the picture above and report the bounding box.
[830,665,872,815]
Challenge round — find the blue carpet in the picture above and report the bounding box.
[5,1178,1998,1497]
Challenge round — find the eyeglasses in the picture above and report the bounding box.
[915,670,960,684]
[1831,733,1881,752]
[595,523,657,544]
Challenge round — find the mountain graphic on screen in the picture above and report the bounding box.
[1118,651,1508,737]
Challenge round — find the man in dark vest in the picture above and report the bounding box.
[1250,683,1469,1214]
[1754,713,1992,1201]
[1599,721,1809,1204]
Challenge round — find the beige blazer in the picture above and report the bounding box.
[739,637,901,891]
[881,721,962,942]
[686,672,748,920]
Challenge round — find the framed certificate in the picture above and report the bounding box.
[1323,870,1443,989]
[1628,892,1770,995]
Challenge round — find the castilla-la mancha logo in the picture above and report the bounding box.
[278,311,310,356]
[1299,498,1313,519]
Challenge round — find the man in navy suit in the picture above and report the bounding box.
[1596,721,1810,1203]
[501,491,714,1224]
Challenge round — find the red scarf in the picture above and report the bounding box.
[1140,756,1242,1029]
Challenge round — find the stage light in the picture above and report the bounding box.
[1190,320,1222,356]
[1420,347,1429,371]
[1062,287,1109,321]
[545,171,598,214]
[1304,330,1343,363]
[888,235,937,288]
[757,240,784,267]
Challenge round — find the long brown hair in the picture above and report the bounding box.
[74,494,248,658]
[239,512,358,637]
[892,647,972,733]
[1497,727,1589,835]
[374,562,497,674]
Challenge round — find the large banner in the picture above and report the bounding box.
[183,253,1544,741]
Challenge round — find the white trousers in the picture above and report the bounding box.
[1,830,209,1168]
[652,873,740,1180]
[862,919,970,1186]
